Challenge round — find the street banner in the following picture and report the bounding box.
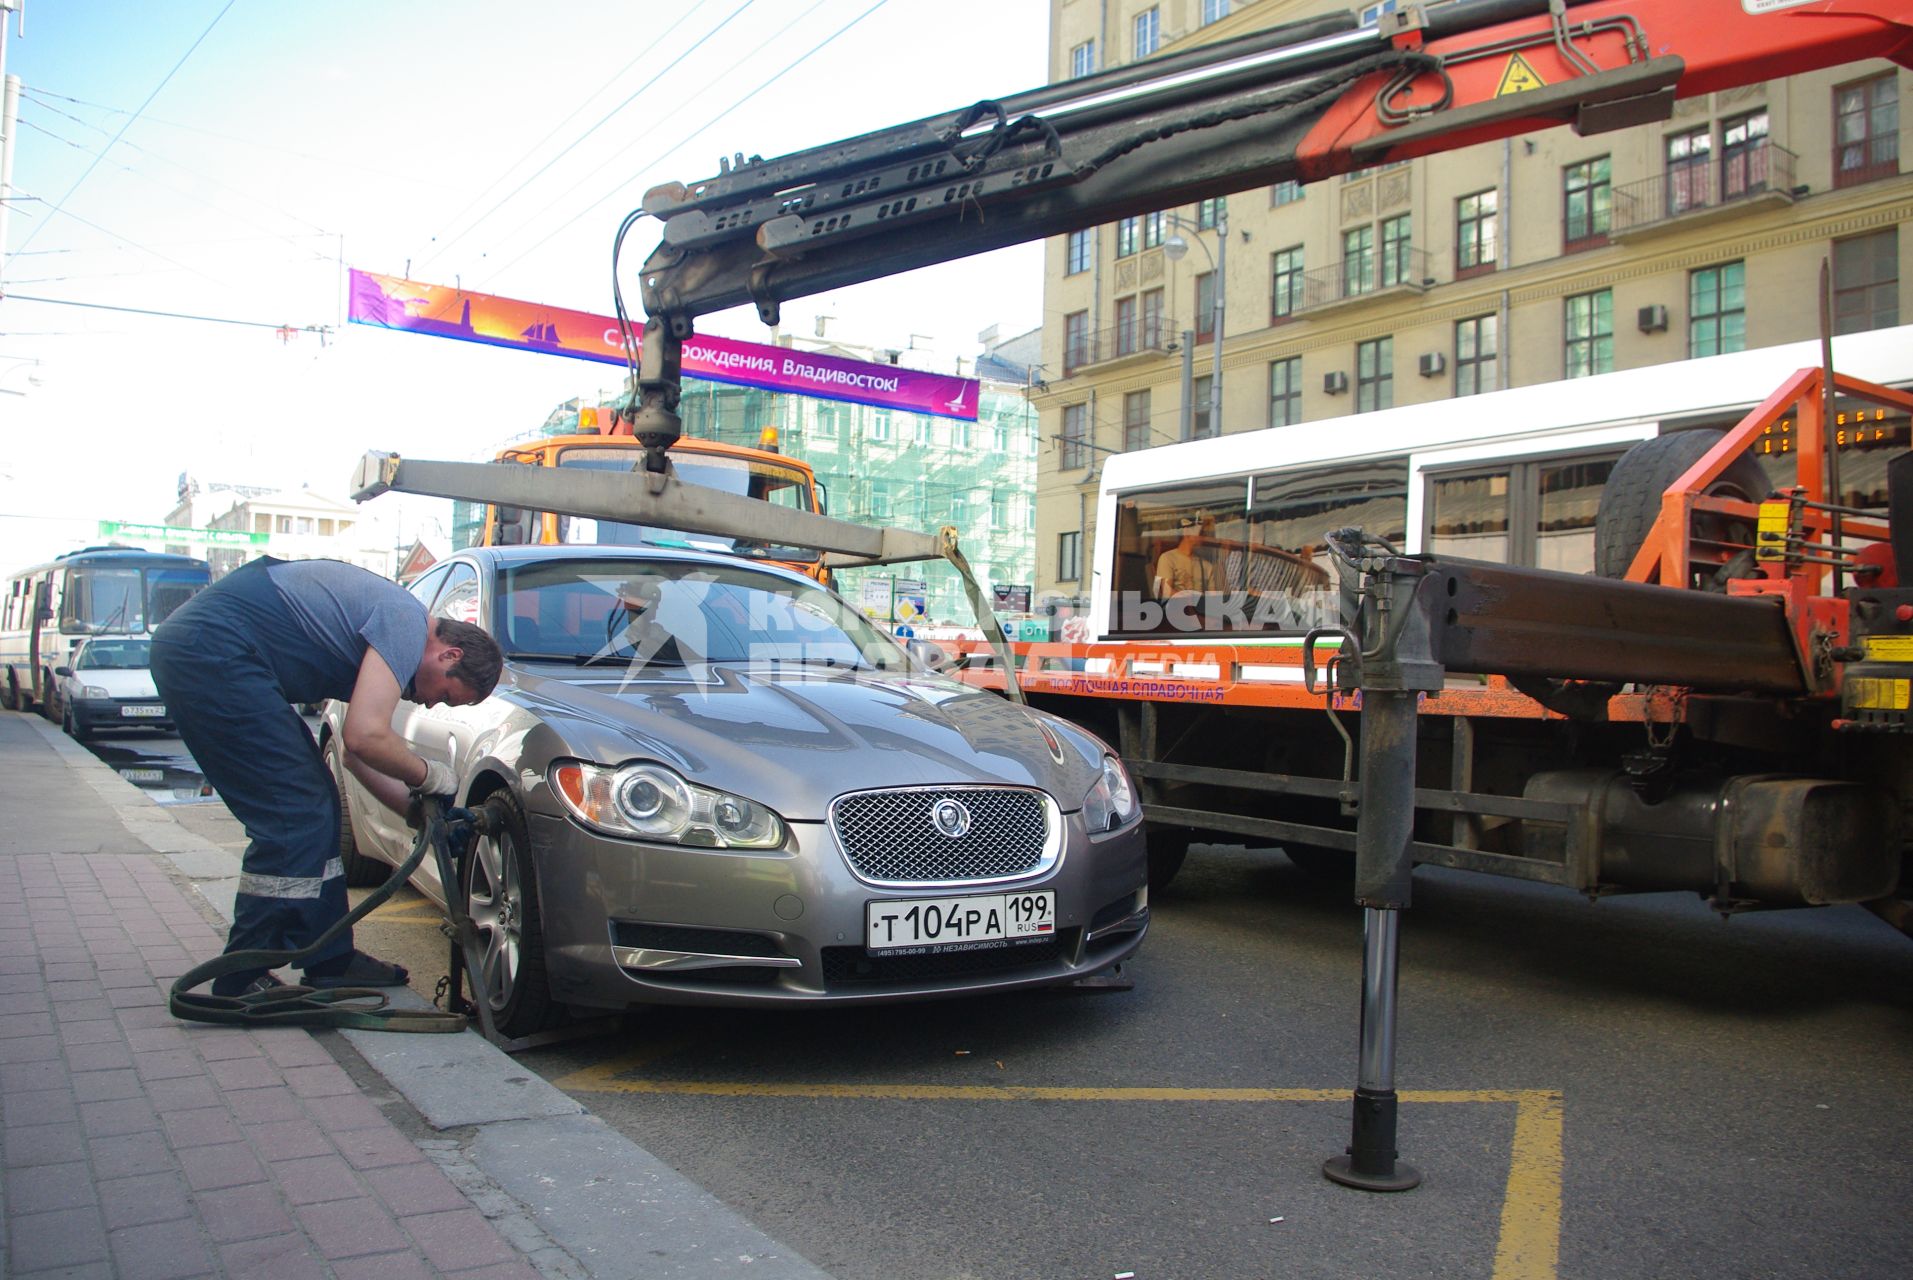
[100,521,267,548]
[860,576,894,622]
[347,269,980,421]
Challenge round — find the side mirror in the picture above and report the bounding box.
[904,637,953,672]
[53,666,71,678]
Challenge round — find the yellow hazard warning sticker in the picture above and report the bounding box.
[1863,635,1913,662]
[1496,53,1548,97]
[1848,677,1910,710]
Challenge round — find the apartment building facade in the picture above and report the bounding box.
[1036,0,1910,599]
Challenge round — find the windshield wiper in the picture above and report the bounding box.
[756,654,877,673]
[574,651,686,669]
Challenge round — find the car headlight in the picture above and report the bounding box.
[1082,754,1140,833]
[549,760,786,850]
[81,685,112,699]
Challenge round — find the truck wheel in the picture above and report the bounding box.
[324,736,387,888]
[1146,826,1192,893]
[1594,429,1770,587]
[464,791,557,1039]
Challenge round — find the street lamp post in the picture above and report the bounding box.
[1164,207,1227,435]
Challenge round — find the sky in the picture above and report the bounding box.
[0,0,1053,565]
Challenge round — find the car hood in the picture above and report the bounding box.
[502,661,1106,821]
[73,669,159,698]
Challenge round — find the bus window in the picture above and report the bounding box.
[1428,471,1513,564]
[63,566,145,633]
[1107,480,1248,636]
[1426,454,1616,575]
[149,567,207,626]
[1248,460,1407,631]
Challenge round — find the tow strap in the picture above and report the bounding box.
[169,799,481,1032]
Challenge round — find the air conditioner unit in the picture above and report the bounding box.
[1638,304,1670,333]
[1418,352,1446,378]
[1323,370,1350,395]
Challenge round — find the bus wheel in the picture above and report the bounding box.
[3,674,20,712]
[1146,826,1192,893]
[38,671,59,721]
[1594,429,1769,588]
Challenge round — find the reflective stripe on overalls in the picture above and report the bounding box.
[151,559,360,990]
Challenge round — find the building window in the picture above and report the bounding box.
[1142,210,1164,249]
[1343,225,1375,296]
[1064,310,1089,373]
[1564,156,1611,250]
[1134,7,1160,59]
[1124,390,1152,452]
[1060,403,1089,470]
[1115,295,1139,357]
[1456,189,1497,276]
[1271,180,1304,207]
[1455,314,1498,397]
[1195,272,1216,343]
[1271,246,1304,320]
[871,484,892,520]
[1835,74,1899,187]
[1380,213,1412,287]
[1116,216,1139,258]
[1070,40,1096,79]
[1065,229,1091,275]
[1191,375,1215,439]
[1833,228,1899,334]
[277,515,292,534]
[992,491,1011,529]
[1201,0,1230,26]
[1666,126,1712,216]
[1359,0,1399,24]
[871,409,892,441]
[1268,357,1302,427]
[992,422,1011,453]
[1720,110,1771,198]
[1564,290,1614,378]
[1356,337,1393,413]
[296,517,316,536]
[1141,287,1164,349]
[1058,531,1083,582]
[1689,262,1746,357]
[951,419,971,449]
[1197,197,1223,230]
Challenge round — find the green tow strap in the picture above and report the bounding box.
[169,800,473,1033]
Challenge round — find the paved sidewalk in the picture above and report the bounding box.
[0,709,832,1280]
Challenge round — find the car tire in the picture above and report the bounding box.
[325,736,387,888]
[464,791,557,1039]
[63,704,91,743]
[1145,825,1192,893]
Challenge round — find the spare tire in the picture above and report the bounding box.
[1593,429,1770,584]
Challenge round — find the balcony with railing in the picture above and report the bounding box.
[1611,141,1797,238]
[1061,315,1182,375]
[1291,247,1432,315]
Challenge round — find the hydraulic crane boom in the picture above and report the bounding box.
[623,0,1913,449]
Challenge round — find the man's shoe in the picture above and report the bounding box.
[303,951,409,989]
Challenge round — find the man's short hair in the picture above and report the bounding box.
[433,617,504,697]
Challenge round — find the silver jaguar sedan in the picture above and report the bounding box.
[323,545,1149,1038]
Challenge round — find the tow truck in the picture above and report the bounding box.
[356,0,1913,1190]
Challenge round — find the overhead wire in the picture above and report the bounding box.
[7,292,330,336]
[410,0,723,274]
[482,0,888,291]
[16,0,241,254]
[2,189,225,286]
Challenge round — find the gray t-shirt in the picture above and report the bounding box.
[265,560,429,697]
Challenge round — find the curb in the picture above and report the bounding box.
[30,714,834,1280]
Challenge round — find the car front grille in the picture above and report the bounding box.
[821,936,1066,987]
[829,787,1052,884]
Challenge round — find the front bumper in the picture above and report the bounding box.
[526,808,1149,1010]
[71,697,172,731]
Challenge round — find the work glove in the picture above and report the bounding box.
[416,759,458,798]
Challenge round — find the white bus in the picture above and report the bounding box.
[1086,324,1913,640]
[1,547,211,713]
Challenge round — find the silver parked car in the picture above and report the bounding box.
[54,635,172,739]
[323,546,1149,1037]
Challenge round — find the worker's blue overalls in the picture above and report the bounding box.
[151,558,364,994]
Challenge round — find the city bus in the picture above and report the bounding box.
[481,411,831,582]
[1084,324,1913,643]
[1,547,211,713]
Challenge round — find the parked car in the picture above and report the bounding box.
[323,546,1149,1037]
[54,636,171,740]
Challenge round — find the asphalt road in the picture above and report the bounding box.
[93,722,1913,1280]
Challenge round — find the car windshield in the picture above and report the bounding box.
[495,558,911,671]
[76,639,152,670]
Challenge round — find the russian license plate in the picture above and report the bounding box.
[866,890,1055,954]
[121,705,166,718]
[119,768,163,783]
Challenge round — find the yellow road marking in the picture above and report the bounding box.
[556,1065,1564,1280]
